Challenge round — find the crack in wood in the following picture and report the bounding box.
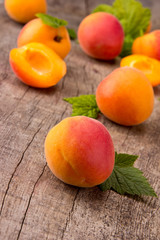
[84,0,89,15]
[61,189,80,240]
[0,72,8,81]
[23,107,39,130]
[104,191,111,205]
[3,87,29,122]
[60,105,68,120]
[121,127,131,147]
[16,164,47,240]
[0,126,41,216]
[0,49,10,82]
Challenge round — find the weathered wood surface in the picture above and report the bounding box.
[0,0,160,239]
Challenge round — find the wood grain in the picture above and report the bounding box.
[0,1,160,240]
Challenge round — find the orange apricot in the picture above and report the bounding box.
[17,18,71,59]
[96,67,154,126]
[132,30,160,60]
[45,116,115,187]
[120,54,160,87]
[9,42,66,88]
[4,0,47,23]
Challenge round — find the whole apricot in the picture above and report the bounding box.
[78,12,124,60]
[132,30,160,60]
[17,18,71,59]
[4,0,47,23]
[9,42,66,88]
[45,116,115,187]
[96,67,154,126]
[120,54,160,87]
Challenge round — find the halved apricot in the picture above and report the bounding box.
[9,42,66,88]
[120,54,160,86]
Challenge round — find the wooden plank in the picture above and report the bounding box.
[0,1,160,240]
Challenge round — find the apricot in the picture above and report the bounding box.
[9,42,66,88]
[17,18,71,59]
[45,116,115,187]
[132,30,160,60]
[96,67,154,126]
[78,12,124,60]
[120,54,160,87]
[4,0,47,23]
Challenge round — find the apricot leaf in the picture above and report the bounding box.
[36,13,68,28]
[92,4,114,14]
[119,35,133,57]
[64,95,100,119]
[99,153,157,197]
[114,152,138,167]
[93,0,151,57]
[67,28,77,40]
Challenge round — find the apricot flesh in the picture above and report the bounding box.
[96,67,154,126]
[10,42,66,88]
[120,54,160,87]
[5,0,47,23]
[45,116,115,187]
[78,12,124,60]
[132,30,160,60]
[17,18,71,59]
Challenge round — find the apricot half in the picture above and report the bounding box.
[17,18,71,59]
[5,0,47,23]
[45,116,115,187]
[120,54,160,87]
[9,42,66,88]
[78,12,124,60]
[96,67,154,126]
[132,30,160,60]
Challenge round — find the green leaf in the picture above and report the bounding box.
[92,4,114,14]
[64,95,100,119]
[99,153,157,197]
[115,152,138,167]
[119,35,134,57]
[36,13,68,28]
[67,28,77,40]
[92,0,151,57]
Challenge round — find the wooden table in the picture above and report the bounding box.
[0,0,160,239]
